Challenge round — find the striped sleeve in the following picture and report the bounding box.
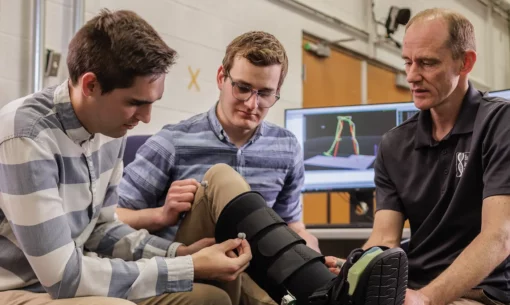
[119,130,176,210]
[0,137,194,299]
[88,144,182,260]
[272,138,304,223]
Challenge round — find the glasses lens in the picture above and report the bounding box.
[232,83,252,101]
[259,96,277,108]
[232,81,279,108]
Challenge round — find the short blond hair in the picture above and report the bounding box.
[222,31,288,89]
[406,8,476,59]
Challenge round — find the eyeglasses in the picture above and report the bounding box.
[226,73,280,108]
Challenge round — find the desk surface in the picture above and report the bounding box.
[308,228,411,240]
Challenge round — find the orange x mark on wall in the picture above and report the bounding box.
[188,66,200,91]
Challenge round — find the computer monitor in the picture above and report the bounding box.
[487,89,510,99]
[285,102,419,192]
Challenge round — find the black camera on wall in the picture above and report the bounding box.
[385,6,411,36]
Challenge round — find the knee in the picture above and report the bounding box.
[203,163,247,187]
[208,288,232,305]
[206,163,237,176]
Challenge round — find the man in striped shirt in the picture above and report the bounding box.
[117,31,318,305]
[0,9,251,305]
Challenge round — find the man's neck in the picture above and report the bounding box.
[216,106,257,148]
[430,81,469,141]
[221,122,257,148]
[68,82,94,134]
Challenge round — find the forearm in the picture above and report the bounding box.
[116,206,166,232]
[87,217,181,260]
[73,252,193,300]
[299,229,320,252]
[363,210,404,250]
[363,233,401,250]
[288,221,320,252]
[8,209,189,299]
[420,231,510,305]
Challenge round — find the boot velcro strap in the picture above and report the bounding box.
[257,225,305,257]
[267,244,323,284]
[237,207,285,240]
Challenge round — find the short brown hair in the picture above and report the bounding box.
[67,9,177,94]
[406,8,476,59]
[222,31,288,89]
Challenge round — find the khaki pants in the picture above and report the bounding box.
[0,164,276,305]
[0,283,229,305]
[174,164,277,305]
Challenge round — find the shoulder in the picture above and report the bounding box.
[474,96,510,144]
[264,121,298,139]
[154,112,211,142]
[477,95,510,118]
[0,87,60,144]
[162,112,209,133]
[380,112,419,149]
[260,121,301,152]
[142,112,211,154]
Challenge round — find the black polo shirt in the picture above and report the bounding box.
[375,84,510,303]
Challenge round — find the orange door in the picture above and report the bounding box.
[302,34,411,226]
[302,35,361,225]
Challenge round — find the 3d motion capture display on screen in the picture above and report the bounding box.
[285,102,419,192]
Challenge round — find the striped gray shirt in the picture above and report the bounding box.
[0,81,193,300]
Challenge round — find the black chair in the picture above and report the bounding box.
[123,135,151,167]
[400,238,410,253]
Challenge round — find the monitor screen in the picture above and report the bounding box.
[487,89,510,99]
[285,102,419,192]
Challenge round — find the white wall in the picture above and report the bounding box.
[1,0,509,135]
[0,0,32,105]
[299,0,510,91]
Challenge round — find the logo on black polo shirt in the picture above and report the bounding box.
[456,152,469,177]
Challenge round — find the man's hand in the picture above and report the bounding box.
[192,238,252,282]
[156,179,200,227]
[405,289,431,305]
[324,256,344,275]
[176,238,216,256]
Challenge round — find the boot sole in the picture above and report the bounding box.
[352,248,408,305]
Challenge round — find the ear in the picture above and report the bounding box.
[217,66,226,91]
[80,72,101,97]
[459,50,476,76]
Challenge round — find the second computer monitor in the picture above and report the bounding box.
[487,89,510,99]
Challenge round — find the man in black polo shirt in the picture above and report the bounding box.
[362,8,510,305]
